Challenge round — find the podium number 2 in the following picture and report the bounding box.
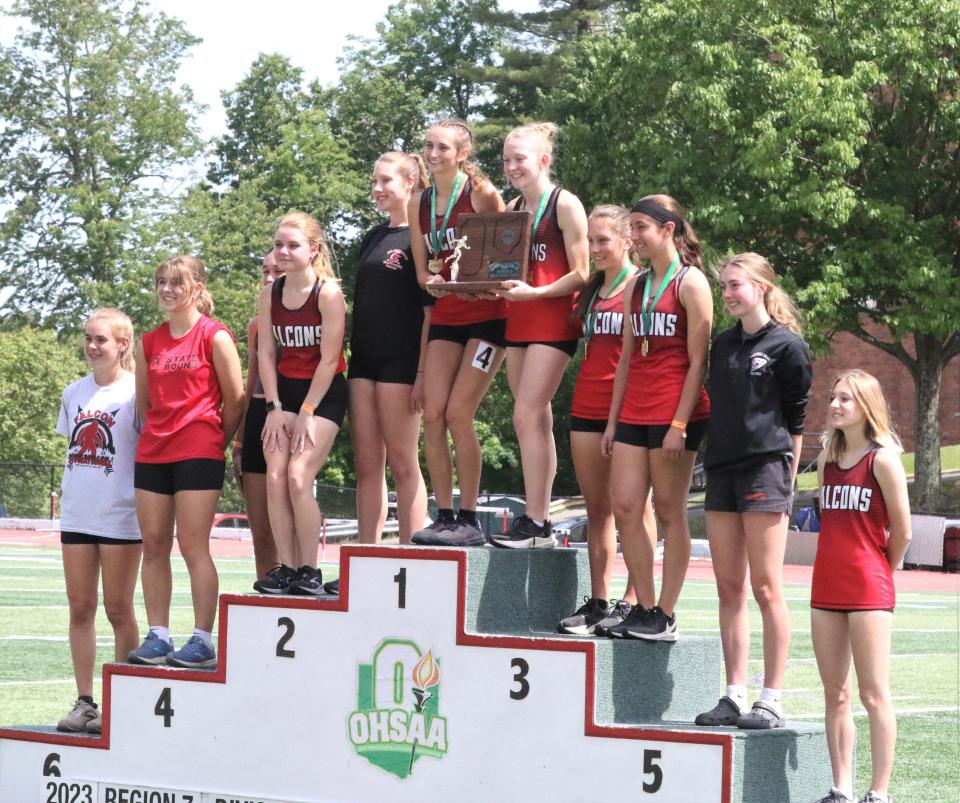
[642,749,663,793]
[510,657,529,700]
[394,567,406,608]
[277,616,296,658]
[154,687,174,727]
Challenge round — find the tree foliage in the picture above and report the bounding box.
[0,0,203,328]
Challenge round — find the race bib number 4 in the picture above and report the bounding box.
[471,341,497,373]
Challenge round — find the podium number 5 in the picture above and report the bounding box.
[642,749,663,793]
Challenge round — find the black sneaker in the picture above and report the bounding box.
[322,578,340,595]
[415,515,485,547]
[491,515,558,549]
[253,564,298,594]
[604,604,650,638]
[411,515,456,545]
[623,605,677,641]
[594,600,633,637]
[288,565,324,596]
[558,597,610,635]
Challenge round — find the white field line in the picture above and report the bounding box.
[757,653,953,665]
[685,627,959,634]
[791,706,959,719]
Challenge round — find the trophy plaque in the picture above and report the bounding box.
[431,210,533,293]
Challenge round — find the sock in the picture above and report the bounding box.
[78,695,95,707]
[148,626,171,644]
[758,687,783,713]
[193,628,213,649]
[437,508,455,521]
[726,685,748,708]
[531,518,544,527]
[458,509,478,525]
[866,792,887,803]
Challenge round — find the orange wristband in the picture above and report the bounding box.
[670,420,687,431]
[300,402,316,415]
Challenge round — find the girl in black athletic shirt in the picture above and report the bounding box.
[349,152,432,547]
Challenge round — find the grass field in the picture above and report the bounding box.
[0,541,957,801]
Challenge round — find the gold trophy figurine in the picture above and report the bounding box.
[445,235,470,283]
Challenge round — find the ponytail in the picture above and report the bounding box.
[632,194,702,269]
[155,255,215,316]
[276,211,337,283]
[376,151,430,192]
[575,204,633,321]
[431,118,490,191]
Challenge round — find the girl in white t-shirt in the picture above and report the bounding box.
[55,308,142,735]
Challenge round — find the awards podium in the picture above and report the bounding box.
[0,546,834,802]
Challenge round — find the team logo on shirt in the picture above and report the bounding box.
[66,407,118,475]
[348,637,448,780]
[750,351,771,376]
[151,354,201,371]
[629,312,677,338]
[588,310,625,336]
[383,249,407,271]
[821,483,873,512]
[272,324,323,348]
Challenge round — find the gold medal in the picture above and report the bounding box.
[428,258,442,274]
[641,337,649,357]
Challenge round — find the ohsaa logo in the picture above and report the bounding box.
[349,638,448,779]
[750,351,770,375]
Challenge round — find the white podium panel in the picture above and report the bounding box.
[1,547,732,803]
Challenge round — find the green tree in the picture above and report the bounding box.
[0,0,203,328]
[547,0,960,509]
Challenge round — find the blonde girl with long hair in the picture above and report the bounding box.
[348,152,432,561]
[490,122,589,548]
[255,212,347,595]
[695,252,812,729]
[56,309,141,733]
[811,370,911,803]
[409,118,506,547]
[130,257,244,669]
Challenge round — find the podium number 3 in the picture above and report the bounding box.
[510,657,529,700]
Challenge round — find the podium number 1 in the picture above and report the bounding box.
[394,568,406,608]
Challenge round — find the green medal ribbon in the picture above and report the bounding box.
[584,264,633,341]
[430,171,465,255]
[639,254,680,337]
[528,187,551,258]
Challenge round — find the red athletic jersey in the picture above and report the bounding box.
[136,316,232,463]
[619,267,710,425]
[418,182,506,326]
[271,276,346,379]
[505,187,581,343]
[571,290,627,419]
[812,448,895,610]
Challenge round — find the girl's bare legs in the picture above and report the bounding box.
[350,378,389,544]
[378,382,427,544]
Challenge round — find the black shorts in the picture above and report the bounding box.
[134,459,226,495]
[61,531,142,546]
[428,319,507,348]
[348,353,419,385]
[704,455,793,514]
[277,372,348,426]
[505,339,578,358]
[570,416,607,433]
[241,397,268,474]
[614,419,707,451]
[811,606,895,614]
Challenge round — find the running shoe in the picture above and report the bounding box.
[414,515,485,546]
[594,600,633,637]
[695,696,742,726]
[86,708,102,734]
[253,564,298,594]
[56,699,98,733]
[491,515,557,549]
[127,631,174,665]
[288,565,324,596]
[558,597,610,635]
[858,792,891,803]
[323,578,340,595]
[411,514,456,545]
[623,605,678,642]
[814,790,854,803]
[604,605,650,639]
[166,635,217,669]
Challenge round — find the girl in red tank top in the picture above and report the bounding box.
[557,206,654,635]
[257,212,347,596]
[408,119,506,546]
[810,371,911,803]
[601,195,713,643]
[131,255,244,669]
[489,123,589,548]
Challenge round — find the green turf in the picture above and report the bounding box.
[796,444,960,491]
[0,544,956,801]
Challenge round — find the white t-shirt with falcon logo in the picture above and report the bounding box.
[57,372,141,540]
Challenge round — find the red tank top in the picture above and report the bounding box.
[505,187,581,343]
[812,448,895,610]
[571,290,628,419]
[418,182,507,326]
[271,276,346,379]
[619,267,710,425]
[136,316,232,463]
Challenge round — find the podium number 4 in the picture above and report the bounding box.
[154,687,174,727]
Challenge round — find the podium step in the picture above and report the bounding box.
[0,544,834,802]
